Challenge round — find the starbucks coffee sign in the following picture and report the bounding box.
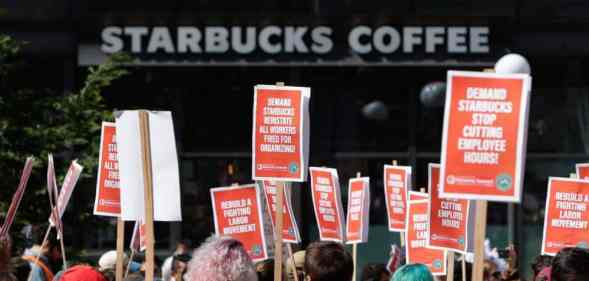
[80,25,493,66]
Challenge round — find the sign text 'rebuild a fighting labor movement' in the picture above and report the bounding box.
[542,178,589,255]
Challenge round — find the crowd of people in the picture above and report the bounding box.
[1,232,588,281]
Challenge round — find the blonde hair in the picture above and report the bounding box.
[186,235,257,281]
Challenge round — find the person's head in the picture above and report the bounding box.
[532,255,554,279]
[536,267,551,281]
[98,250,129,273]
[254,259,273,281]
[285,250,305,281]
[304,241,353,281]
[172,254,191,277]
[391,264,434,281]
[60,265,107,281]
[361,263,390,281]
[176,240,192,255]
[12,258,31,281]
[0,239,10,272]
[551,247,589,281]
[186,235,257,281]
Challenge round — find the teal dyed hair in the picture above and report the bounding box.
[391,264,434,281]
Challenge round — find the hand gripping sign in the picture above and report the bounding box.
[406,199,447,276]
[309,167,346,242]
[252,85,310,182]
[384,165,411,232]
[346,177,370,244]
[440,71,532,202]
[427,164,471,254]
[576,164,589,180]
[260,181,301,243]
[210,184,269,262]
[542,177,589,255]
[94,122,121,217]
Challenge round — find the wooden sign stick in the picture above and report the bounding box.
[352,171,361,281]
[274,181,285,281]
[125,250,136,278]
[287,244,300,281]
[446,251,455,281]
[115,218,125,281]
[273,81,286,281]
[471,200,488,281]
[461,254,467,281]
[139,110,156,281]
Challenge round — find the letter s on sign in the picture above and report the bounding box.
[101,27,123,53]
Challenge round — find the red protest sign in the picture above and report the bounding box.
[309,167,346,242]
[50,160,84,226]
[346,177,370,244]
[406,200,447,276]
[210,184,269,262]
[542,177,589,255]
[384,165,411,232]
[576,164,589,180]
[94,122,121,217]
[427,164,470,253]
[260,181,301,243]
[130,220,146,252]
[252,85,310,182]
[0,157,34,239]
[386,245,402,274]
[440,71,532,202]
[409,191,428,201]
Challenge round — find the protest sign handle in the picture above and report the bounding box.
[33,226,53,268]
[58,230,67,271]
[461,255,466,281]
[272,81,286,281]
[125,250,136,279]
[139,111,156,281]
[116,218,125,281]
[274,181,285,281]
[471,200,488,281]
[287,244,300,281]
[353,244,358,281]
[446,251,455,281]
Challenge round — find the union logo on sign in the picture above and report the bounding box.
[288,162,299,174]
[495,173,513,191]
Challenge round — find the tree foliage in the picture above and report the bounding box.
[0,34,131,246]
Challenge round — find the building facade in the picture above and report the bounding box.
[3,0,589,277]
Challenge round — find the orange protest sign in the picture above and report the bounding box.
[94,122,121,217]
[210,184,269,261]
[384,165,411,232]
[427,164,470,253]
[440,71,532,202]
[252,85,310,182]
[542,177,589,255]
[309,167,346,242]
[346,177,370,244]
[576,164,589,180]
[409,191,428,201]
[260,181,301,243]
[406,200,447,276]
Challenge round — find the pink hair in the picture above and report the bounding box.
[186,235,258,281]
